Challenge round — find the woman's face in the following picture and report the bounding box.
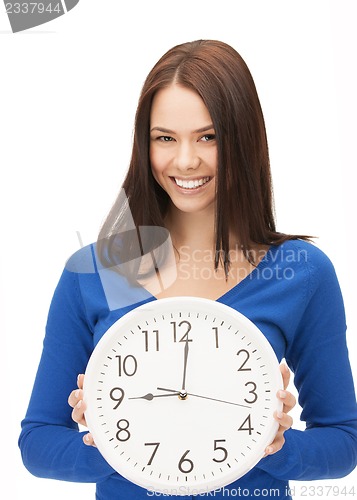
[149,84,218,216]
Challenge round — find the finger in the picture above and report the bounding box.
[71,398,87,427]
[265,432,285,455]
[275,410,293,431]
[264,411,293,456]
[68,388,83,409]
[277,389,296,414]
[265,423,292,456]
[77,374,85,390]
[83,432,96,447]
[280,363,290,390]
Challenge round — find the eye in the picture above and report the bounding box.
[200,134,216,142]
[157,136,174,142]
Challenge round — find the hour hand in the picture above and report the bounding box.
[129,391,180,401]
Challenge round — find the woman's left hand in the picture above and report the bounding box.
[264,363,296,456]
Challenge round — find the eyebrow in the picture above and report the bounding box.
[150,124,215,134]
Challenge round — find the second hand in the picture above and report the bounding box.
[157,387,251,409]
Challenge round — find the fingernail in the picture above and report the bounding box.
[75,389,80,399]
[84,434,90,442]
[279,390,287,399]
[277,411,283,419]
[266,446,273,454]
[76,400,82,409]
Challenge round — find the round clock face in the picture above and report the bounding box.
[84,297,283,495]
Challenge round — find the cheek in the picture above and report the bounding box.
[149,151,158,181]
[206,148,218,170]
[150,152,163,188]
[150,147,168,180]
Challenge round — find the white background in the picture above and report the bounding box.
[1,1,356,498]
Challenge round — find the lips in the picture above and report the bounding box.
[172,177,211,190]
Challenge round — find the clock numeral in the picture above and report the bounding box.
[171,320,193,343]
[116,419,131,442]
[212,327,219,348]
[142,329,160,352]
[178,450,194,473]
[237,349,251,371]
[244,381,258,404]
[212,439,228,463]
[109,387,125,409]
[116,355,138,377]
[145,442,160,465]
[238,414,254,435]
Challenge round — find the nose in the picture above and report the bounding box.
[174,142,200,171]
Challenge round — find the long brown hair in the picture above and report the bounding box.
[98,40,310,276]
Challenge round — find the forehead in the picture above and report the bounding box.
[150,84,213,131]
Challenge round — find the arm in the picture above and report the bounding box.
[18,265,115,482]
[258,247,357,480]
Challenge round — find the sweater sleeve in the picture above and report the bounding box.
[257,247,357,480]
[18,266,116,482]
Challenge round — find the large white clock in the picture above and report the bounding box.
[84,297,283,495]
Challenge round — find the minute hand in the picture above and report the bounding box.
[181,339,189,391]
[157,387,251,409]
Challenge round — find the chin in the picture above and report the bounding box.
[171,199,215,215]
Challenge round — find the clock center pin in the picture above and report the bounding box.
[179,390,188,400]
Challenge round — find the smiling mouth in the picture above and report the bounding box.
[172,177,211,190]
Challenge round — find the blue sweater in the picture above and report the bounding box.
[19,240,357,499]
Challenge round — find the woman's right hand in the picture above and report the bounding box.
[68,374,96,447]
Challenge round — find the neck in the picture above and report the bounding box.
[165,205,216,250]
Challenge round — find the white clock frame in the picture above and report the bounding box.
[84,297,283,495]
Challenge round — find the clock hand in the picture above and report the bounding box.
[181,338,189,391]
[129,392,180,401]
[187,392,251,408]
[157,386,188,400]
[157,387,251,409]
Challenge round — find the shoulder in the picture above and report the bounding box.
[64,243,98,274]
[269,239,340,297]
[269,239,334,270]
[49,243,100,307]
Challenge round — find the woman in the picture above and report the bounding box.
[19,40,357,499]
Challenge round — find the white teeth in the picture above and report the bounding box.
[174,177,210,189]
